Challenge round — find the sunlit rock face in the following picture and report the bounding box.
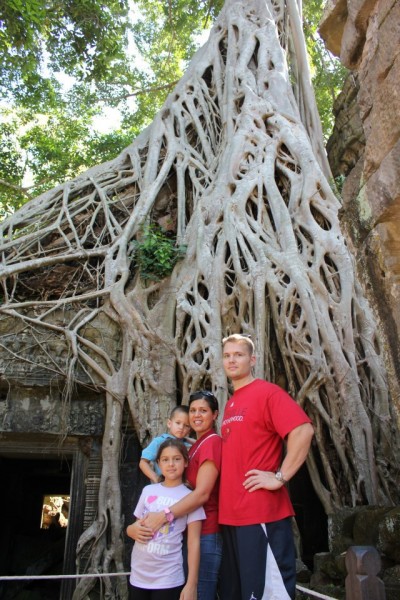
[320,0,400,414]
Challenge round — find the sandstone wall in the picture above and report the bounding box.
[319,0,400,415]
[0,308,118,436]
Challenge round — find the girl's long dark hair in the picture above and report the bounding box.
[156,438,189,462]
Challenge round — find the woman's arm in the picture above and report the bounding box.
[142,460,219,533]
[180,520,202,600]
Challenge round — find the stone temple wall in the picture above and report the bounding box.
[319,0,400,417]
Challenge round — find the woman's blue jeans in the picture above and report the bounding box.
[198,532,223,599]
[184,532,223,599]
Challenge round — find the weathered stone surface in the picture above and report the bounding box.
[310,552,346,599]
[328,507,358,554]
[364,139,400,227]
[312,552,343,584]
[321,0,382,69]
[320,0,400,416]
[340,157,367,236]
[335,552,347,578]
[358,1,400,113]
[362,57,400,179]
[340,16,364,69]
[377,507,400,563]
[296,558,312,583]
[353,506,393,546]
[328,506,400,561]
[342,0,380,68]
[327,74,365,178]
[315,509,400,598]
[0,309,122,389]
[383,564,400,583]
[0,384,104,436]
[319,0,348,58]
[383,565,400,600]
[313,551,334,572]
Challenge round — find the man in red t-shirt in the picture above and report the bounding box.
[219,334,314,600]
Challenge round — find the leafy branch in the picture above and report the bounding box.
[131,224,187,281]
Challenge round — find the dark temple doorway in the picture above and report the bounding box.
[291,462,329,568]
[0,448,74,600]
[0,433,86,600]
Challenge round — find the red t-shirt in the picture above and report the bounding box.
[186,430,222,535]
[219,379,312,525]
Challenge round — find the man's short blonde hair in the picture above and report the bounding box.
[222,334,255,355]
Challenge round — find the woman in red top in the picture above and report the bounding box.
[131,391,222,600]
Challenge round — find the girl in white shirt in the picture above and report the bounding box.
[127,439,205,600]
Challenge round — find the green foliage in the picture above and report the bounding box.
[302,0,348,140]
[131,224,187,281]
[329,174,345,200]
[0,118,25,185]
[0,0,131,101]
[0,0,133,215]
[0,0,346,218]
[0,91,133,204]
[0,0,220,217]
[0,116,28,214]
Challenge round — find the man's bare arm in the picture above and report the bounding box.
[243,422,314,492]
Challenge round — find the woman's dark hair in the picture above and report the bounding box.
[155,438,189,463]
[189,390,219,413]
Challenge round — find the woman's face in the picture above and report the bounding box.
[189,398,218,438]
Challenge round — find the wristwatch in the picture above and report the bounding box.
[163,507,174,523]
[275,470,288,484]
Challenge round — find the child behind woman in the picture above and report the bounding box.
[140,406,194,483]
[127,439,205,600]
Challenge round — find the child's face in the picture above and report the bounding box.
[167,412,191,439]
[157,446,187,482]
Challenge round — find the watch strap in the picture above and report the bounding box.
[275,470,288,484]
[163,507,174,523]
